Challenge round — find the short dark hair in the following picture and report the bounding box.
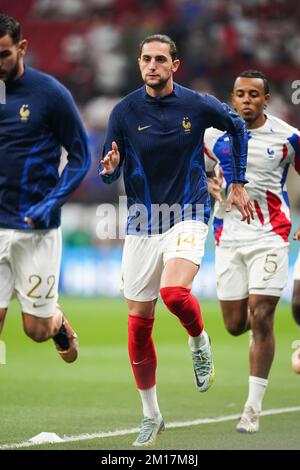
[0,14,22,44]
[139,34,178,61]
[236,70,270,95]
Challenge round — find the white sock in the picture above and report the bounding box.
[188,330,209,352]
[139,385,161,420]
[245,376,268,412]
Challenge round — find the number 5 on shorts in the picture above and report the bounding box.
[263,254,278,274]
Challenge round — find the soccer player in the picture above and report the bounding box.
[99,34,253,447]
[291,228,300,372]
[0,15,91,362]
[205,70,300,432]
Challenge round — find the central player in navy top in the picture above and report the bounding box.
[99,34,253,447]
[0,15,91,363]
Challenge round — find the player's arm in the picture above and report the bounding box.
[204,132,224,205]
[287,130,300,175]
[24,86,91,228]
[203,94,254,223]
[285,130,300,241]
[99,105,125,184]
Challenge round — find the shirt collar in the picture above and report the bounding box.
[142,82,179,100]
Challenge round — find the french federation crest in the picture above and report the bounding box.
[266,146,275,160]
[182,116,191,133]
[20,104,30,122]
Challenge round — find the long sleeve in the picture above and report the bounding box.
[25,86,91,228]
[203,94,248,184]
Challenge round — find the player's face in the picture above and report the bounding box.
[138,41,180,93]
[0,34,27,82]
[232,77,270,127]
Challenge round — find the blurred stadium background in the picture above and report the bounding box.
[1,0,299,300]
[1,0,300,450]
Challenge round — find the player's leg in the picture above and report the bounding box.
[12,229,78,362]
[291,253,300,372]
[236,294,278,433]
[237,244,288,433]
[292,251,300,326]
[122,234,164,446]
[216,245,250,335]
[160,220,214,392]
[219,299,249,336]
[0,308,8,335]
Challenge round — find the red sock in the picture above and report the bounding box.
[160,286,204,337]
[128,315,156,390]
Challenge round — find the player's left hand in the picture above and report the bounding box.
[293,228,300,241]
[226,183,254,224]
[24,216,35,228]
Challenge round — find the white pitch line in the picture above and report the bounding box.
[1,405,300,450]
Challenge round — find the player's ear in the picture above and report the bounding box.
[18,39,28,57]
[264,93,270,106]
[172,59,180,73]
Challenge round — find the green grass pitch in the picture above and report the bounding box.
[0,297,299,450]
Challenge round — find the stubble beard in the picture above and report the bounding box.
[3,55,21,82]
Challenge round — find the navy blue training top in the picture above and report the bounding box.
[0,66,91,229]
[101,83,247,235]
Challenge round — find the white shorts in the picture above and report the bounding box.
[0,228,62,318]
[122,220,208,301]
[216,243,289,300]
[293,250,300,281]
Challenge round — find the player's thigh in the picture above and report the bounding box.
[215,245,248,301]
[161,220,208,288]
[11,229,62,319]
[248,244,288,297]
[122,235,163,302]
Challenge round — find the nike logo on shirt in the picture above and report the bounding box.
[138,125,152,131]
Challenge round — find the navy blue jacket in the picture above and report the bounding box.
[101,83,247,234]
[0,66,91,229]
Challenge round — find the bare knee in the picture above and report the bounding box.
[22,313,55,342]
[224,319,246,336]
[24,325,52,342]
[127,299,157,318]
[249,300,276,338]
[221,299,249,336]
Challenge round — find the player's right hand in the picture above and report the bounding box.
[226,183,254,224]
[99,141,120,175]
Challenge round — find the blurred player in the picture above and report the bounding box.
[205,70,300,432]
[99,34,252,447]
[0,15,91,362]
[291,228,300,372]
